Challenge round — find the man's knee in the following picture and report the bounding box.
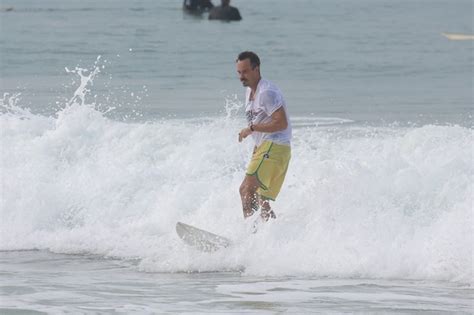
[239,183,246,196]
[239,182,254,196]
[239,176,258,196]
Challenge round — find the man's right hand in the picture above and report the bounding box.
[238,127,252,142]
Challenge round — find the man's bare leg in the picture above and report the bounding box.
[259,198,276,221]
[239,175,260,218]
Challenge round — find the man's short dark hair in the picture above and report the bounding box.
[236,51,260,69]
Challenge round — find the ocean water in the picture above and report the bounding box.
[1,0,473,313]
[1,0,473,123]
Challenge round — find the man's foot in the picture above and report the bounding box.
[250,210,276,233]
[260,209,276,222]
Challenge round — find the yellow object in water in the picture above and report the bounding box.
[441,33,474,40]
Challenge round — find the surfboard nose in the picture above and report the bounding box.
[176,222,232,252]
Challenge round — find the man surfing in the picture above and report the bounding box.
[236,51,292,223]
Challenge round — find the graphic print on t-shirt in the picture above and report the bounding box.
[245,106,265,126]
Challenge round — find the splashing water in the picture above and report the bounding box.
[64,58,101,107]
[0,59,472,284]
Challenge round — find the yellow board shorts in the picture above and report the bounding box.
[246,141,291,201]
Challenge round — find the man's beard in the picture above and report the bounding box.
[241,80,248,87]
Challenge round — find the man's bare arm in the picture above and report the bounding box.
[252,107,288,132]
[238,107,288,142]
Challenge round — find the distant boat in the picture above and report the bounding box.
[441,33,474,40]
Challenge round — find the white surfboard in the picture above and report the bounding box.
[176,222,232,252]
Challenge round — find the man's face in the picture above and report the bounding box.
[236,59,259,87]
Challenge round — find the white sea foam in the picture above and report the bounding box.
[0,65,472,283]
[1,102,472,282]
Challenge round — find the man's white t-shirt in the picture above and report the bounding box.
[245,78,292,147]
